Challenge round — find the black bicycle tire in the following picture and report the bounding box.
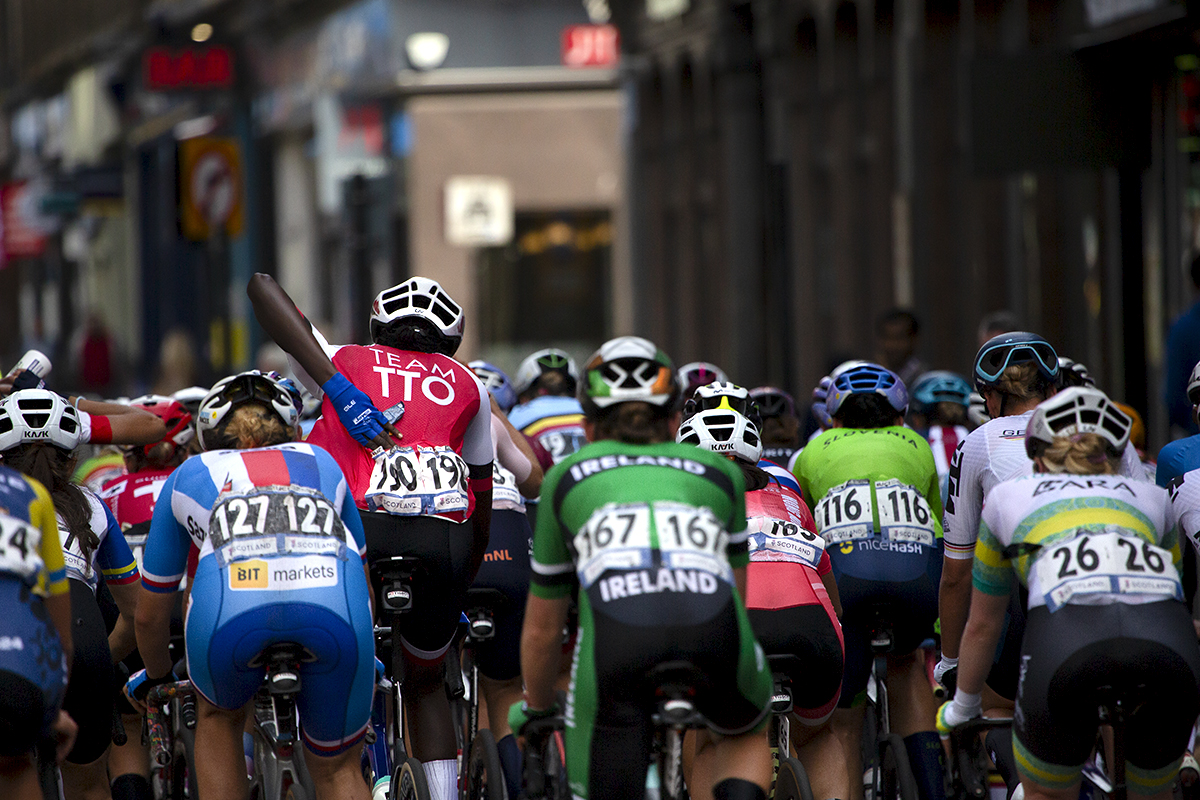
[393,756,432,800]
[878,734,920,800]
[775,757,815,800]
[465,729,507,800]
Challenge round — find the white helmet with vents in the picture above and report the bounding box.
[1024,386,1131,460]
[370,277,465,355]
[676,408,763,464]
[0,390,82,452]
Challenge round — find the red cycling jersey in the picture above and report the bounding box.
[743,478,839,630]
[306,344,493,519]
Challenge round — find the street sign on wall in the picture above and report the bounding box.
[444,176,513,246]
[561,25,619,67]
[179,137,244,240]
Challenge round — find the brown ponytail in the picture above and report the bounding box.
[589,402,673,444]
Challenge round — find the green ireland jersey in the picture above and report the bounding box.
[530,439,748,624]
[793,426,944,547]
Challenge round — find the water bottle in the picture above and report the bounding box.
[6,349,51,379]
[372,775,392,800]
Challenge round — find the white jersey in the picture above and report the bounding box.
[944,411,1144,560]
[1169,467,1200,546]
[977,474,1180,612]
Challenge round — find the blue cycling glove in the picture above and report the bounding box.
[126,668,176,704]
[322,372,390,448]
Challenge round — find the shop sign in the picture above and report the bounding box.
[179,137,244,240]
[1,181,50,260]
[144,45,235,91]
[444,177,513,247]
[562,25,619,68]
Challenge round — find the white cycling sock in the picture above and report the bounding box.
[423,758,457,800]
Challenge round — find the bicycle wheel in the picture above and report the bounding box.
[877,734,920,800]
[775,757,815,800]
[393,757,432,800]
[465,729,507,800]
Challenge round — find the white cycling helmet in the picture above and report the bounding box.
[1188,360,1200,407]
[967,392,990,428]
[677,362,728,397]
[197,371,300,451]
[369,277,465,355]
[685,381,755,420]
[0,390,82,452]
[579,336,679,415]
[677,408,763,464]
[514,349,578,397]
[1025,386,1131,460]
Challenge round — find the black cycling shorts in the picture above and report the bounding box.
[747,605,843,722]
[361,511,473,662]
[567,593,771,800]
[63,579,115,764]
[1014,601,1200,793]
[470,509,532,681]
[833,548,940,707]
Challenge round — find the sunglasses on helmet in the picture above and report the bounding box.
[975,341,1058,384]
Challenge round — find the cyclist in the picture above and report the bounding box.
[510,348,587,466]
[678,361,729,401]
[97,394,194,800]
[937,334,1144,707]
[0,464,75,799]
[472,385,544,799]
[939,387,1199,800]
[1158,361,1200,487]
[748,387,802,469]
[129,371,375,800]
[907,371,972,506]
[791,362,946,800]
[248,273,493,800]
[678,405,845,799]
[0,390,145,800]
[511,336,772,800]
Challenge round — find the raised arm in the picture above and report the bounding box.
[247,273,397,450]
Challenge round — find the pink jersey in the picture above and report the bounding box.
[743,478,837,620]
[306,345,493,520]
[100,468,174,533]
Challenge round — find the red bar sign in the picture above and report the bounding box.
[561,25,619,68]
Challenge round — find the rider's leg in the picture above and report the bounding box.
[793,718,851,800]
[480,674,523,799]
[108,712,152,800]
[691,728,772,800]
[193,695,249,800]
[0,754,41,800]
[405,654,458,800]
[61,752,111,800]
[306,742,371,800]
[829,706,866,800]
[887,649,946,800]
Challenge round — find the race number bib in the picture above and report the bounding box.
[814,481,873,543]
[1032,530,1182,612]
[874,479,936,547]
[492,463,524,511]
[0,515,44,583]
[210,486,348,564]
[573,502,732,588]
[364,446,470,517]
[747,516,825,570]
[538,429,588,464]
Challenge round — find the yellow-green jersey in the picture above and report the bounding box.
[0,466,69,598]
[976,473,1181,612]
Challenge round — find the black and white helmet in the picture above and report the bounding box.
[677,408,762,464]
[514,349,578,397]
[370,277,464,355]
[1024,386,1131,460]
[196,371,300,451]
[1188,359,1200,407]
[0,390,82,452]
